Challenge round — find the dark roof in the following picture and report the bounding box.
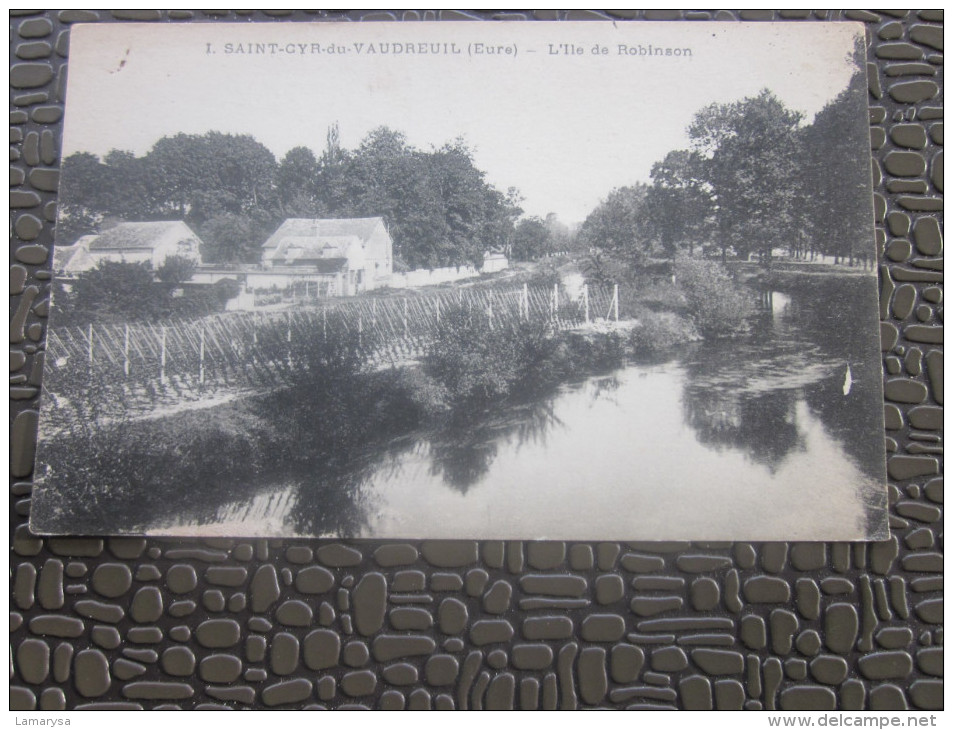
[262,217,385,249]
[87,221,197,251]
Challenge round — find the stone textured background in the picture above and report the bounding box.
[9,9,943,711]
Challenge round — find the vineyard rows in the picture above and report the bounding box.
[44,283,620,412]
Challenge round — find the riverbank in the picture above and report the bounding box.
[33,321,651,534]
[729,258,878,287]
[32,261,887,539]
[33,256,763,534]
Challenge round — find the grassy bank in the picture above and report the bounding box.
[572,251,758,343]
[34,310,640,534]
[37,273,749,534]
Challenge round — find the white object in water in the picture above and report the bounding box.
[842,364,853,396]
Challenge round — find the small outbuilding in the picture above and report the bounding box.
[483,250,509,273]
[57,221,204,274]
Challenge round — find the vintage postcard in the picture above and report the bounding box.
[31,21,888,539]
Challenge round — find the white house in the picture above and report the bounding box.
[56,221,204,274]
[260,217,393,296]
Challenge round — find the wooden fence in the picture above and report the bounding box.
[45,283,620,399]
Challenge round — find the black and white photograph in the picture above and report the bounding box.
[31,21,888,540]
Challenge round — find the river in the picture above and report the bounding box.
[155,275,888,540]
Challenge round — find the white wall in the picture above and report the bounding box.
[483,254,508,273]
[389,264,480,289]
[190,254,509,309]
[364,221,393,291]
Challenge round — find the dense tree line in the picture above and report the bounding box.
[60,65,869,279]
[511,215,574,261]
[58,126,525,270]
[579,50,873,268]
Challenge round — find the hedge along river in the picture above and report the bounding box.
[145,272,887,541]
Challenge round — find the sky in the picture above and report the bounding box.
[63,21,863,224]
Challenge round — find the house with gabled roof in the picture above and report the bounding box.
[260,217,393,296]
[57,221,204,274]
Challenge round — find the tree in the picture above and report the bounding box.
[59,125,523,271]
[688,90,803,262]
[581,249,630,287]
[333,129,519,269]
[799,56,872,266]
[544,213,574,253]
[156,254,197,284]
[57,152,111,243]
[67,261,161,323]
[427,140,518,268]
[274,146,322,217]
[488,187,524,259]
[60,133,279,240]
[674,254,754,338]
[577,183,651,263]
[145,131,277,223]
[103,150,161,222]
[314,122,352,216]
[511,217,553,261]
[343,127,420,265]
[644,149,713,258]
[198,211,271,264]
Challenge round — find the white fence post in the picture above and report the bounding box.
[488,298,494,328]
[199,326,206,385]
[286,312,293,369]
[583,284,590,325]
[160,326,167,385]
[87,323,94,366]
[123,324,130,377]
[613,283,619,322]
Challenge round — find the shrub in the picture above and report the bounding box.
[423,304,633,410]
[65,260,159,324]
[674,254,755,338]
[629,310,700,354]
[424,306,563,407]
[156,254,197,284]
[368,367,450,426]
[562,330,627,372]
[35,404,281,533]
[582,250,630,287]
[529,259,562,288]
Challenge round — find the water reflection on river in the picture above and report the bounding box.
[158,278,888,540]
